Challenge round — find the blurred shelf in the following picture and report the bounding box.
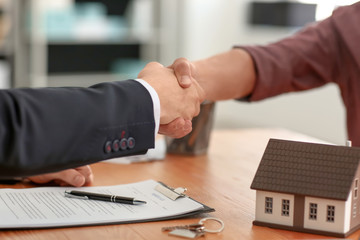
[47,73,128,87]
[47,43,141,74]
[8,0,164,87]
[45,39,144,45]
[75,0,132,16]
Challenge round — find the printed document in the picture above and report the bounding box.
[0,179,211,229]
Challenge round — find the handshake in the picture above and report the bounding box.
[25,49,254,186]
[26,58,207,187]
[138,58,205,139]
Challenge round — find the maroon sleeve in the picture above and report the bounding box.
[235,2,360,146]
[237,2,360,102]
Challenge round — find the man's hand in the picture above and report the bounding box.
[26,165,94,187]
[138,62,205,125]
[169,50,256,101]
[155,58,197,139]
[158,117,192,138]
[169,57,197,88]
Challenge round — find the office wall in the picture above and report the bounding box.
[175,0,347,144]
[18,0,349,144]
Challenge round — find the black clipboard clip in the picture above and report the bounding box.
[155,182,187,201]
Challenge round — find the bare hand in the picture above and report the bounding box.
[26,165,94,187]
[138,62,205,125]
[159,58,197,138]
[169,50,256,101]
[158,118,192,138]
[168,57,196,88]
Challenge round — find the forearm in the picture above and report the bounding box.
[0,80,155,178]
[193,48,256,101]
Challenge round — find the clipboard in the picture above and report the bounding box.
[0,179,215,229]
[149,181,215,222]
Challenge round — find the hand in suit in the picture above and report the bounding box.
[138,62,205,139]
[138,62,205,124]
[153,59,202,139]
[26,165,93,187]
[159,117,192,138]
[20,62,204,186]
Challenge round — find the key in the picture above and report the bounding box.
[161,217,224,239]
[169,229,205,239]
[198,217,225,233]
[162,223,204,232]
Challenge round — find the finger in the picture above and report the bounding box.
[52,169,87,187]
[75,165,94,186]
[170,58,192,88]
[191,77,206,103]
[193,102,201,118]
[159,118,192,138]
[147,61,164,68]
[138,62,164,78]
[28,169,86,187]
[159,124,192,138]
[26,172,59,184]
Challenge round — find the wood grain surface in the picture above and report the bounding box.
[0,128,356,240]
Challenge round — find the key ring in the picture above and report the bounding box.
[198,217,225,233]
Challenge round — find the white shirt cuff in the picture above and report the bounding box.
[134,79,160,139]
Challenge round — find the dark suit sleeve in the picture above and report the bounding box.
[0,80,156,178]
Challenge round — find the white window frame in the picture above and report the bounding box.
[281,199,290,216]
[353,202,357,218]
[355,178,358,199]
[265,197,273,214]
[309,203,317,220]
[327,205,335,222]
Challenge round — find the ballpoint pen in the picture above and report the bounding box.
[64,190,147,205]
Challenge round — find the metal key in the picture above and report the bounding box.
[169,229,205,239]
[162,217,224,239]
[162,223,205,232]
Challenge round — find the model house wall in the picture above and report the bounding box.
[303,196,349,233]
[255,191,350,234]
[349,166,360,231]
[255,191,294,226]
[251,138,360,237]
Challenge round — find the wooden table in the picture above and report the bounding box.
[1,128,358,240]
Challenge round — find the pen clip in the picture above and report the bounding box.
[64,191,89,200]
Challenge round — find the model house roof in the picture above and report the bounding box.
[251,139,360,200]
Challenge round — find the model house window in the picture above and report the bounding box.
[282,199,290,216]
[327,205,335,222]
[355,178,358,199]
[309,203,317,220]
[265,197,273,214]
[353,203,357,218]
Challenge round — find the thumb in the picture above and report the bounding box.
[169,58,193,88]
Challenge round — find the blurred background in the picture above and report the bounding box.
[0,0,357,144]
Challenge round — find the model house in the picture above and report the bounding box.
[251,138,360,237]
